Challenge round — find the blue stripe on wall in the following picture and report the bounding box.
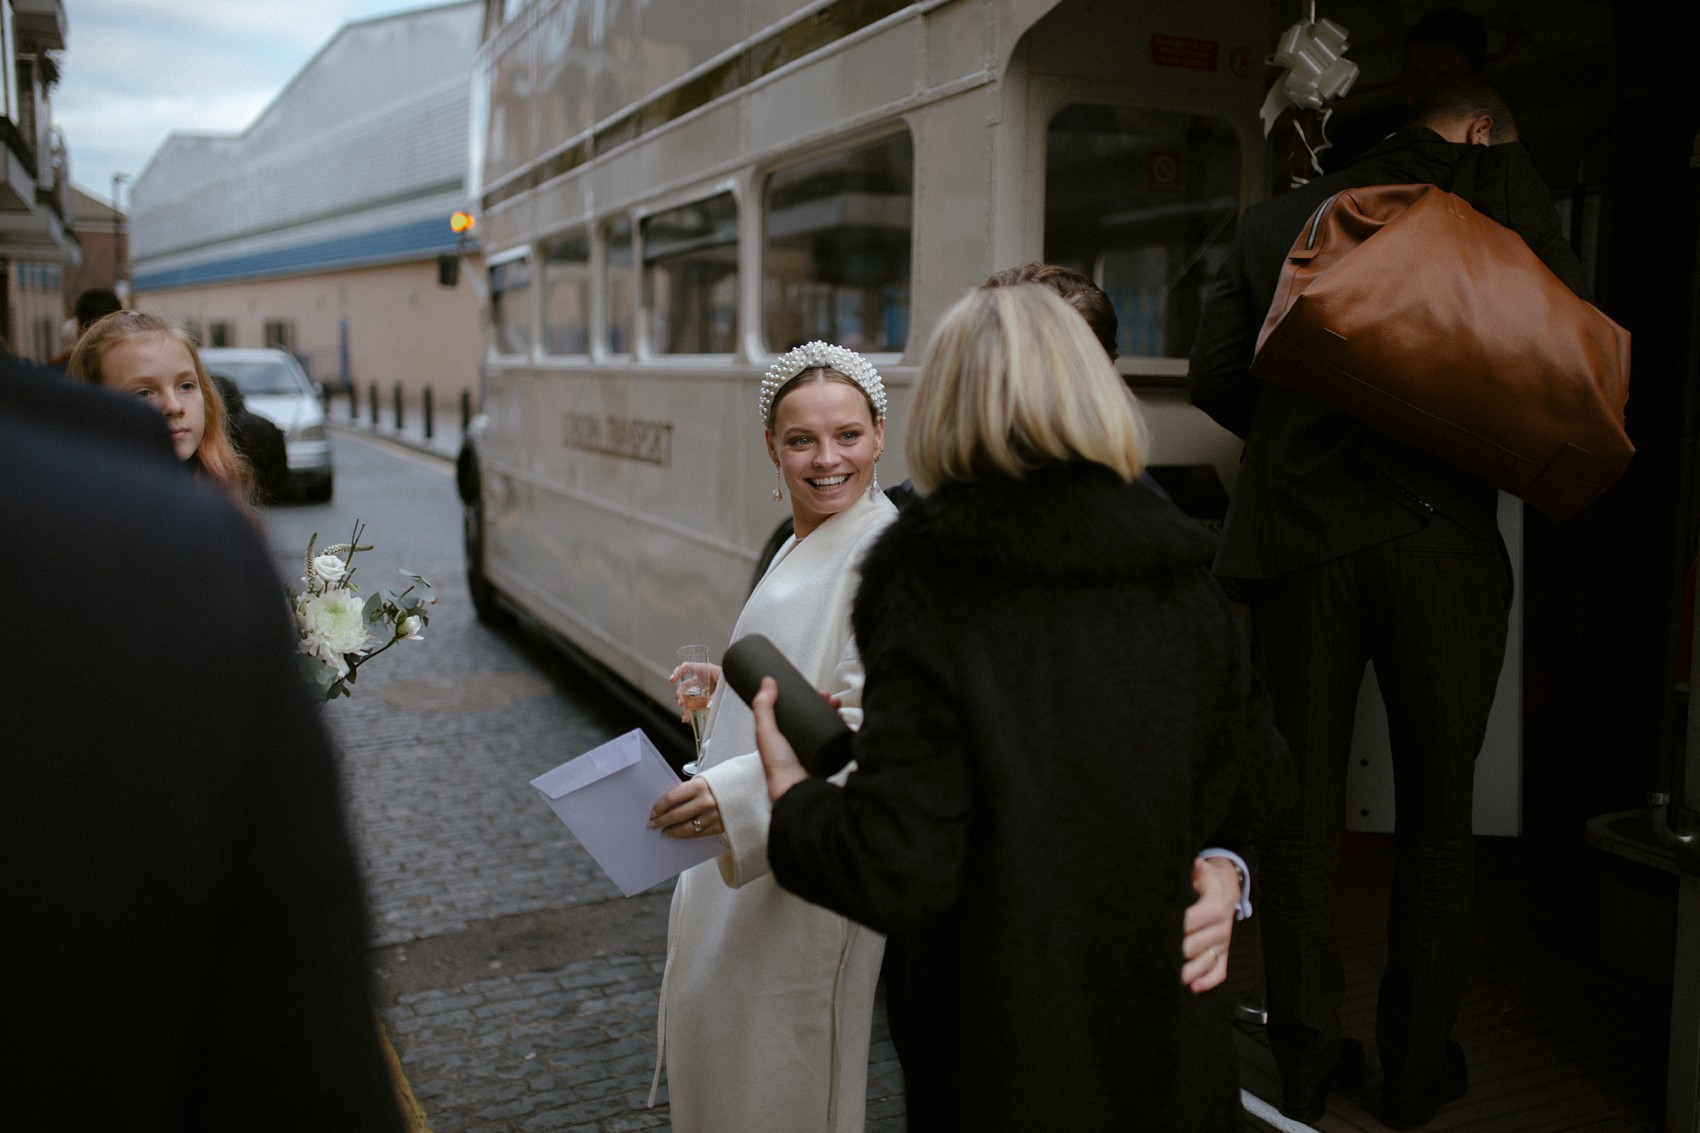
[133,216,461,291]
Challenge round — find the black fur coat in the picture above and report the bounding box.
[768,462,1287,1132]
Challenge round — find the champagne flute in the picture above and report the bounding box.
[676,644,713,775]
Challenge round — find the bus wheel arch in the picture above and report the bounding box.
[458,442,509,626]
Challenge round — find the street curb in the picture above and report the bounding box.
[330,420,457,465]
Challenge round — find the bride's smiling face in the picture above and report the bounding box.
[765,377,883,540]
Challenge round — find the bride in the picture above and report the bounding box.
[646,341,897,1133]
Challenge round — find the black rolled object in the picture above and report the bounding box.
[722,633,853,777]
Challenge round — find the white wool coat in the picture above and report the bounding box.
[654,489,897,1133]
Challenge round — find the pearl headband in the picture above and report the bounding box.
[759,341,887,426]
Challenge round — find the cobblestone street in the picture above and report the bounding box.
[263,431,904,1131]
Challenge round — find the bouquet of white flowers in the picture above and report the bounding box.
[292,521,436,702]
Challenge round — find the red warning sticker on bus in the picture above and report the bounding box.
[1151,34,1219,71]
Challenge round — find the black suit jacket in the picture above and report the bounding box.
[0,362,404,1131]
[1189,127,1588,579]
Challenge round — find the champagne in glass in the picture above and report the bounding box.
[676,644,712,774]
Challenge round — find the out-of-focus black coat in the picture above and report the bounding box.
[767,463,1286,1133]
[0,362,404,1132]
[212,373,289,504]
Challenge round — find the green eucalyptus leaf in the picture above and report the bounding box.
[296,654,337,696]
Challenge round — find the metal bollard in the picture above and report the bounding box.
[461,389,472,433]
[423,386,435,440]
[348,384,358,421]
[393,383,404,430]
[369,383,379,427]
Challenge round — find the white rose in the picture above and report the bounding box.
[297,591,373,678]
[399,615,425,640]
[311,554,349,585]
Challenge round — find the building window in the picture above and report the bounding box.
[541,231,591,356]
[490,255,533,356]
[605,218,635,355]
[264,320,296,351]
[208,322,233,347]
[643,193,738,354]
[763,132,913,353]
[1044,104,1240,370]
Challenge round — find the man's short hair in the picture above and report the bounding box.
[73,288,123,332]
[1412,81,1517,144]
[984,262,1120,360]
[1406,7,1487,75]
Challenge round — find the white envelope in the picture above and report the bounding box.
[529,728,722,896]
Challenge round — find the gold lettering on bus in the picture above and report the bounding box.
[562,412,674,466]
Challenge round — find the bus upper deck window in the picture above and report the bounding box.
[642,194,738,355]
[1044,105,1240,370]
[489,256,533,357]
[542,232,591,357]
[762,132,914,353]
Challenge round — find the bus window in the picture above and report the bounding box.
[1044,105,1239,368]
[542,231,591,357]
[489,255,533,357]
[763,132,914,353]
[605,218,635,355]
[643,193,738,354]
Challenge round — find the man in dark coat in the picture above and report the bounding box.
[0,358,405,1131]
[46,287,124,371]
[212,371,289,504]
[1188,83,1588,1127]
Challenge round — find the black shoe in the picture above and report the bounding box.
[1380,1040,1468,1129]
[1278,1038,1365,1122]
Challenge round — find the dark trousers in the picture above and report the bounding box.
[1249,516,1510,1097]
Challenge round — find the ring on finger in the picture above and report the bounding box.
[1206,947,1220,965]
[691,818,703,834]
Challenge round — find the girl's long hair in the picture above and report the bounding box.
[68,311,254,506]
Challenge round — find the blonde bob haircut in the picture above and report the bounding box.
[906,284,1147,493]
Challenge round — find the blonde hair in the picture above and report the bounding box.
[906,284,1147,493]
[68,311,254,506]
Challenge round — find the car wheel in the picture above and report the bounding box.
[305,476,334,503]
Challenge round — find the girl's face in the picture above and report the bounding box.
[765,378,883,539]
[100,334,205,462]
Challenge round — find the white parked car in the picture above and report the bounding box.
[200,347,333,501]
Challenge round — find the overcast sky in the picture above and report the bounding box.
[56,0,431,208]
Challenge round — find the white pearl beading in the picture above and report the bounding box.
[760,341,887,424]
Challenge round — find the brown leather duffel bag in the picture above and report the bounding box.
[1249,182,1633,520]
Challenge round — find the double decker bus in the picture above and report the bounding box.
[457,1,1700,1127]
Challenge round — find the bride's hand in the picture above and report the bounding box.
[668,661,722,723]
[649,776,722,839]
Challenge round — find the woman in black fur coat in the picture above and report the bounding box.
[754,284,1286,1132]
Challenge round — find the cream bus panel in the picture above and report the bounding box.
[483,362,913,705]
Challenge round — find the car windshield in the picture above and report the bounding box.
[207,359,307,397]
